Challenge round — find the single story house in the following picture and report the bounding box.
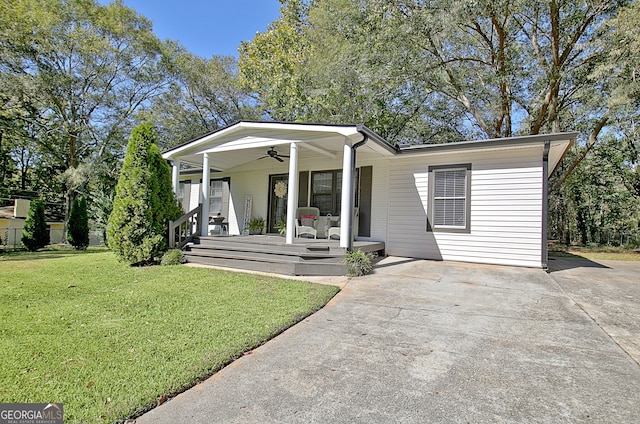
[0,199,65,248]
[162,121,576,270]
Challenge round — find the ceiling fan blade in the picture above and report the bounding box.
[257,156,269,160]
[275,156,284,162]
[278,154,290,158]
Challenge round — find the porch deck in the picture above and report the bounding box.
[184,235,385,276]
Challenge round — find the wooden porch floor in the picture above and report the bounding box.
[205,234,384,249]
[183,235,385,276]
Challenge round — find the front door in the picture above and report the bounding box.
[268,174,288,233]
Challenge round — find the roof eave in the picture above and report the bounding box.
[162,120,396,160]
[356,124,398,155]
[398,132,579,155]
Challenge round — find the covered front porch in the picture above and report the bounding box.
[163,121,394,245]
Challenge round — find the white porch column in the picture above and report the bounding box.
[171,159,180,195]
[201,153,210,237]
[340,138,353,248]
[285,142,299,245]
[340,139,354,249]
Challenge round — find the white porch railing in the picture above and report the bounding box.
[168,204,202,249]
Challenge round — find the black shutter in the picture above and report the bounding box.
[298,171,309,207]
[358,166,372,237]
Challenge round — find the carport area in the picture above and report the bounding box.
[138,257,640,423]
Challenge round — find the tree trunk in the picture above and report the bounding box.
[0,130,5,188]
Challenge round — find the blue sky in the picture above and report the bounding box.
[100,0,282,57]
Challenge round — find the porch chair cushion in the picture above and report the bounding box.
[300,215,316,227]
[295,207,320,239]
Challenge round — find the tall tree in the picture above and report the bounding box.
[148,51,258,150]
[564,0,640,194]
[0,0,172,212]
[21,199,49,251]
[240,0,626,144]
[67,195,89,250]
[239,0,313,121]
[106,122,181,265]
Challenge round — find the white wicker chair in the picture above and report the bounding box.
[295,207,319,239]
[326,208,359,240]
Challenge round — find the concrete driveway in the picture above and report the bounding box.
[547,256,640,366]
[136,257,640,423]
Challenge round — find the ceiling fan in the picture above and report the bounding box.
[257,147,289,162]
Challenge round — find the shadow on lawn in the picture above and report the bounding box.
[0,248,108,262]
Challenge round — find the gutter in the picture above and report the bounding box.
[343,126,369,251]
[542,140,551,271]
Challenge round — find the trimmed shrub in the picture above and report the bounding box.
[106,122,182,265]
[21,199,49,251]
[67,196,90,250]
[160,249,186,266]
[344,249,377,277]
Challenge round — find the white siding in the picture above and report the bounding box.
[386,146,545,267]
[188,183,199,211]
[182,170,270,235]
[225,170,270,235]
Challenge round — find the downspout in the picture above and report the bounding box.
[542,140,551,270]
[347,126,369,251]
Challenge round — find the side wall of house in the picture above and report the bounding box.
[385,146,545,268]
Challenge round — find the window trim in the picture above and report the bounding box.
[309,169,360,216]
[427,163,471,233]
[310,170,339,216]
[201,177,230,219]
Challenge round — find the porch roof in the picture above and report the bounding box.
[162,121,397,171]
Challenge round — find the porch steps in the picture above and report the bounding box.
[182,237,384,276]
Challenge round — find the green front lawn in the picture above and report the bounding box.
[0,249,339,423]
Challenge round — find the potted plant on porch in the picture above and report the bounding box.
[275,220,286,236]
[247,217,265,235]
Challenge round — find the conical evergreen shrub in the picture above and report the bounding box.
[106,122,182,265]
[21,199,49,251]
[67,196,90,250]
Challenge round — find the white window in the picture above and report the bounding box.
[209,180,223,216]
[428,164,471,233]
[207,178,230,219]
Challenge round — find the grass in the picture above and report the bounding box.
[0,248,339,423]
[549,245,640,262]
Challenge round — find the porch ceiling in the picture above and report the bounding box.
[162,121,395,171]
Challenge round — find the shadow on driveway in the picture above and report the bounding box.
[548,256,640,367]
[547,254,610,272]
